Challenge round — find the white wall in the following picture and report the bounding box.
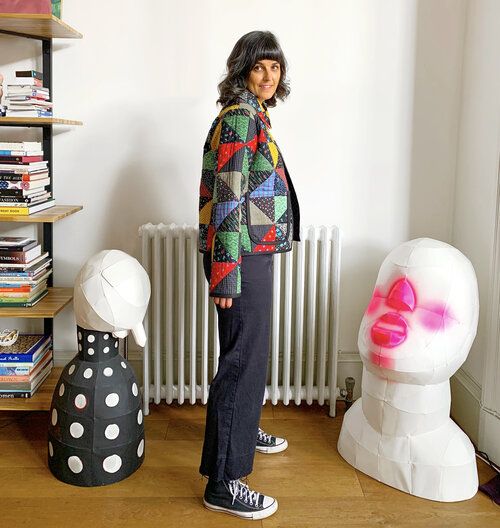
[0,0,469,397]
[450,0,500,451]
[452,0,500,384]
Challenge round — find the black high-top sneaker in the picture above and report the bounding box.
[256,427,288,454]
[203,478,278,520]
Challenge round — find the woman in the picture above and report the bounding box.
[197,30,301,520]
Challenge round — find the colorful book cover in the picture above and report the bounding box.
[0,288,48,308]
[0,334,51,363]
[0,350,52,381]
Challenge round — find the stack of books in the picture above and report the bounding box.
[4,70,52,118]
[0,334,53,398]
[0,237,52,307]
[0,140,55,215]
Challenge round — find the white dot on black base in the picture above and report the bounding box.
[103,346,109,353]
[137,409,143,425]
[103,367,113,377]
[114,341,118,348]
[87,348,95,356]
[103,454,122,474]
[68,456,83,474]
[49,441,54,457]
[104,334,109,340]
[59,383,65,397]
[83,368,93,379]
[78,331,82,341]
[105,424,120,440]
[68,364,75,375]
[105,393,119,407]
[88,334,95,343]
[137,439,144,457]
[75,394,87,409]
[121,362,127,369]
[70,422,84,439]
[132,383,138,397]
[51,408,58,426]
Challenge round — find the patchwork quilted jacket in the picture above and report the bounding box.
[198,88,301,298]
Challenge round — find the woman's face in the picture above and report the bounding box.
[246,59,281,103]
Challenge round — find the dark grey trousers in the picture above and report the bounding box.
[199,251,274,482]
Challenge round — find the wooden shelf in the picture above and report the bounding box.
[0,117,82,126]
[0,14,82,39]
[0,205,82,223]
[0,367,62,411]
[0,287,72,318]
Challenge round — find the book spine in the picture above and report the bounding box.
[0,375,31,382]
[15,71,43,80]
[0,290,48,307]
[0,197,33,204]
[0,150,43,156]
[0,364,31,371]
[0,156,43,163]
[0,354,36,362]
[0,207,30,215]
[8,78,43,87]
[0,247,39,263]
[0,391,32,398]
[0,174,48,181]
[0,196,45,204]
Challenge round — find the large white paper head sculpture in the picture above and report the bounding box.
[337,238,479,502]
[73,250,151,346]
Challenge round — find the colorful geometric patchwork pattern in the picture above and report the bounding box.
[198,88,295,297]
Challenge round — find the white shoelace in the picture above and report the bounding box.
[258,428,272,444]
[228,479,260,507]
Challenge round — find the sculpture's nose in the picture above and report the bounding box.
[386,278,416,311]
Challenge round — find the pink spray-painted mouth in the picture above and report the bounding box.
[370,312,408,348]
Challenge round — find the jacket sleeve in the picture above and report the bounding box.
[208,107,258,298]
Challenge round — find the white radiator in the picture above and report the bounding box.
[139,223,342,417]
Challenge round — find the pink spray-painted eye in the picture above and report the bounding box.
[418,301,456,331]
[370,312,408,348]
[386,278,416,312]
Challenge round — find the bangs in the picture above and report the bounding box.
[252,38,284,65]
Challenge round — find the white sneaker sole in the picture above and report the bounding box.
[256,439,288,454]
[203,498,278,520]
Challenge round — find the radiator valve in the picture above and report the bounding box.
[339,376,355,410]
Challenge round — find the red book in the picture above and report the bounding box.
[0,156,44,164]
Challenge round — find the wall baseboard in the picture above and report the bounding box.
[450,367,481,445]
[479,407,500,465]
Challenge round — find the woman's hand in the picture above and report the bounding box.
[213,297,233,309]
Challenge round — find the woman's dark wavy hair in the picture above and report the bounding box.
[217,30,290,108]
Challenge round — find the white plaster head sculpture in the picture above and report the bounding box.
[73,250,151,347]
[337,238,479,502]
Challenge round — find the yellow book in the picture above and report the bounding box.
[0,200,55,216]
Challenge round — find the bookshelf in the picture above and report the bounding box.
[0,117,82,126]
[0,14,81,39]
[0,16,83,410]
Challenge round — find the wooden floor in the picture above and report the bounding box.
[0,401,497,527]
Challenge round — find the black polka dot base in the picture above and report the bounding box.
[47,326,145,487]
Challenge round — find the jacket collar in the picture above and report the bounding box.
[237,88,271,128]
